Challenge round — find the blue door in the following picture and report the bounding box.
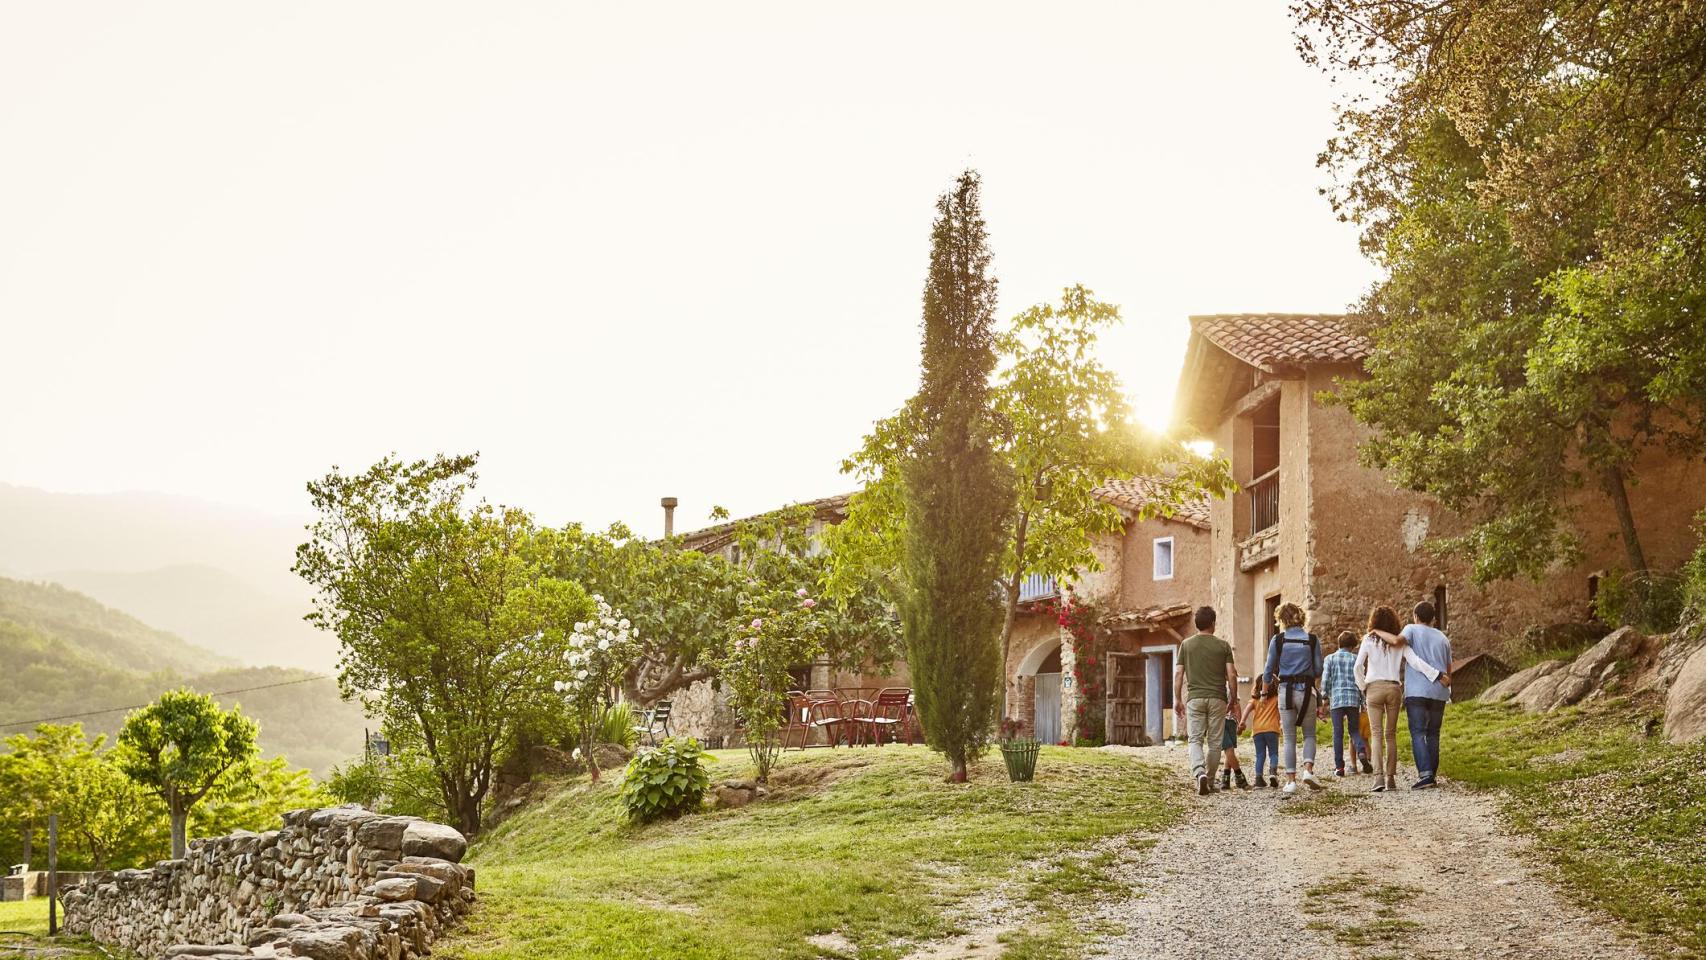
[1034,673,1061,744]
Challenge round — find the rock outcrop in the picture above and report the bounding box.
[1482,622,1706,742]
[61,807,474,960]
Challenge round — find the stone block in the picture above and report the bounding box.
[399,822,466,863]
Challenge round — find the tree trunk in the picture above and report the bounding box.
[946,755,968,783]
[998,511,1032,718]
[169,805,188,860]
[1601,465,1649,576]
[20,824,32,868]
[456,794,482,838]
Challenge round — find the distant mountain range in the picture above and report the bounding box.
[0,575,365,777]
[0,483,336,671]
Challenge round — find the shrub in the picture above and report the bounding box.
[596,703,639,750]
[617,737,711,822]
[1595,569,1684,632]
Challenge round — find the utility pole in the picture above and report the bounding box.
[46,813,58,935]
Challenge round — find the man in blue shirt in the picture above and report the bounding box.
[1401,600,1453,790]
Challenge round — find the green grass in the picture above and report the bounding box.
[438,746,1180,960]
[0,900,108,958]
[1278,788,1370,818]
[1440,696,1706,956]
[1302,872,1421,952]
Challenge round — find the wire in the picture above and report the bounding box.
[0,674,336,730]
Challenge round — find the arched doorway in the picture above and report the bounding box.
[1019,642,1063,744]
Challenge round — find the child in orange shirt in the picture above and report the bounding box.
[1240,675,1282,789]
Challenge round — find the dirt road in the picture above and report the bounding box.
[1081,743,1651,959]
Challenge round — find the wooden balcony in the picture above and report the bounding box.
[1248,468,1279,535]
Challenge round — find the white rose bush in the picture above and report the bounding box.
[554,595,641,782]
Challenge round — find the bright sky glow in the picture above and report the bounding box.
[0,2,1378,536]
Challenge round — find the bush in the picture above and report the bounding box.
[617,737,711,822]
[597,703,639,750]
[1595,569,1684,632]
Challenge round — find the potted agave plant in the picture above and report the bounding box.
[998,717,1040,782]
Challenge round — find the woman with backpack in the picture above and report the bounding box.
[1261,601,1324,795]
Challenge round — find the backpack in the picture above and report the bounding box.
[1271,631,1320,682]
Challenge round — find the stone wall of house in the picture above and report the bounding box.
[61,808,473,960]
[1303,366,1706,657]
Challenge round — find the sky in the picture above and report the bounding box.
[0,2,1378,538]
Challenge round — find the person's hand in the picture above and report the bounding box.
[1440,673,1452,688]
[1174,702,1185,720]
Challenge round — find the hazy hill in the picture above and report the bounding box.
[0,483,336,671]
[0,577,365,776]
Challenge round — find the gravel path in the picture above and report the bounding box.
[1081,743,1653,959]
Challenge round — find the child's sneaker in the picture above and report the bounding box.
[1360,758,1374,774]
[1268,776,1279,789]
[1220,770,1232,790]
[1282,780,1297,795]
[1234,769,1250,789]
[1333,767,1346,778]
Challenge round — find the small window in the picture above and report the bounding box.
[1153,537,1175,580]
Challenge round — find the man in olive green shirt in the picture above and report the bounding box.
[1173,606,1238,796]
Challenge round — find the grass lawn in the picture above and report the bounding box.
[1435,696,1706,956]
[0,899,108,959]
[436,745,1180,960]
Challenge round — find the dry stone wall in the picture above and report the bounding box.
[62,807,474,960]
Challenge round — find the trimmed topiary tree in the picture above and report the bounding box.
[900,170,1015,783]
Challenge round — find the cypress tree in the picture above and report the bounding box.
[900,170,1014,782]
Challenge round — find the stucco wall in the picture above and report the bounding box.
[1113,516,1212,612]
[1304,367,1706,655]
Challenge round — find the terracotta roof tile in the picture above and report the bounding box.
[1190,314,1370,372]
[1100,602,1194,630]
[1093,477,1212,529]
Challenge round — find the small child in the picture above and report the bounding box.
[1219,699,1250,789]
[1241,675,1282,788]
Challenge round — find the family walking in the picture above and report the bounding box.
[1173,599,1452,796]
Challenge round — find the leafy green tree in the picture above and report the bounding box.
[828,287,1230,706]
[115,690,259,859]
[0,724,100,867]
[1292,1,1706,585]
[716,584,831,782]
[541,507,899,707]
[61,749,158,869]
[295,453,592,836]
[326,741,449,822]
[897,170,1014,783]
[191,756,333,837]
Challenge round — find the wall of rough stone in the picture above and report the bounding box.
[1304,366,1706,657]
[61,807,474,960]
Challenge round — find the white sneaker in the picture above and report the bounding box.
[1301,771,1323,790]
[1282,780,1297,795]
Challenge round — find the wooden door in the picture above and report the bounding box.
[1105,652,1148,746]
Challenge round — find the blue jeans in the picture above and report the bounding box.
[1330,706,1366,772]
[1405,697,1446,780]
[1252,732,1279,779]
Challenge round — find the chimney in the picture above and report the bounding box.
[661,497,678,539]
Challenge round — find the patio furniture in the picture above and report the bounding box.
[634,699,674,747]
[804,691,849,747]
[832,689,877,745]
[867,688,913,746]
[782,691,814,751]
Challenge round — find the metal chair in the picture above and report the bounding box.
[867,688,913,746]
[804,690,849,748]
[781,691,814,751]
[633,699,674,747]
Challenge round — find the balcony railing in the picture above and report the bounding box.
[1248,468,1279,535]
[1017,573,1059,603]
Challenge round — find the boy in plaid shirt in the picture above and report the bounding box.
[1322,632,1368,777]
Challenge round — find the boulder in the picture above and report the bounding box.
[267,913,313,929]
[400,821,467,863]
[1513,669,1593,713]
[713,783,758,809]
[1664,643,1706,743]
[392,857,466,886]
[165,946,250,957]
[1569,626,1643,678]
[283,925,367,960]
[1480,659,1564,702]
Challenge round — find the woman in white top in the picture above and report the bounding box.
[1355,605,1446,791]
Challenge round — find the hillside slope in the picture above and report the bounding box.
[0,577,364,776]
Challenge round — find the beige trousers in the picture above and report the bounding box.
[1365,681,1402,777]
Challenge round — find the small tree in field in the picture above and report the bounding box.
[901,170,1014,783]
[554,596,641,782]
[115,689,258,859]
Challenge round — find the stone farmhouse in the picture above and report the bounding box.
[1173,313,1706,699]
[663,312,1706,746]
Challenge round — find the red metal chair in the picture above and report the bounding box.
[804,690,848,748]
[781,691,813,751]
[867,688,913,746]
